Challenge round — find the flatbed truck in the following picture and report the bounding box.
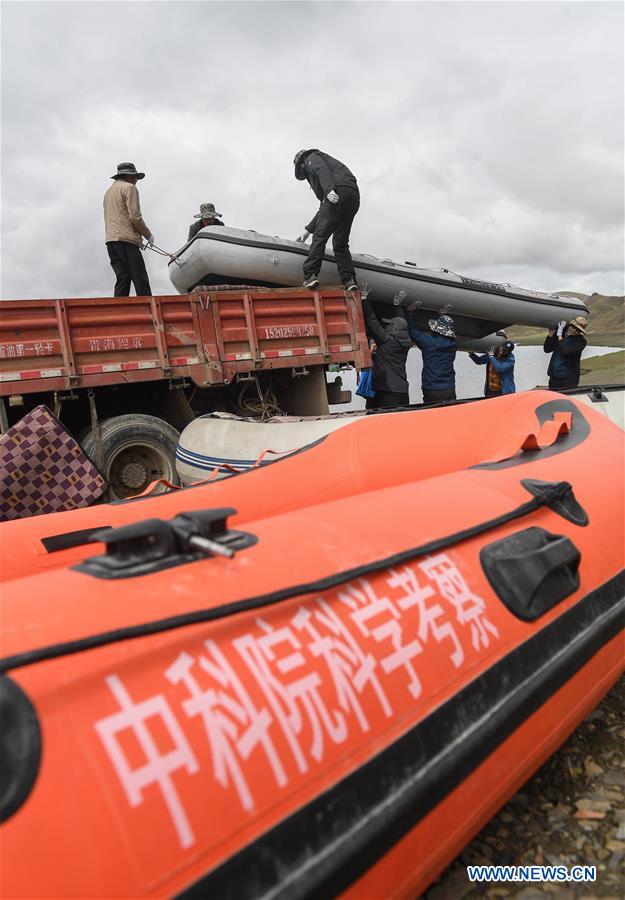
[0,287,369,497]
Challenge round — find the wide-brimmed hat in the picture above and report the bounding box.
[111,162,145,180]
[428,314,456,338]
[568,316,588,334]
[382,316,408,331]
[194,202,222,220]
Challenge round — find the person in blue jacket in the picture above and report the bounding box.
[406,309,458,404]
[469,340,516,396]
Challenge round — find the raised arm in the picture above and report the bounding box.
[544,333,557,353]
[405,309,430,349]
[361,299,387,344]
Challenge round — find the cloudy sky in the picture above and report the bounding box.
[1,0,623,301]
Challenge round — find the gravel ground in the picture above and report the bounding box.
[424,675,625,899]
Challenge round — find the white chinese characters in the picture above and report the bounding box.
[94,554,499,849]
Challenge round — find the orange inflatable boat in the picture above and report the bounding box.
[1,391,624,899]
[1,390,622,583]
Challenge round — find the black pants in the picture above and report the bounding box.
[549,377,577,390]
[366,390,409,410]
[107,241,152,297]
[423,387,456,404]
[303,187,360,284]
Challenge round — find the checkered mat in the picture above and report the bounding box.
[0,405,108,520]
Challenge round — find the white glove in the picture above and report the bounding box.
[146,233,155,248]
[295,231,310,243]
[556,320,566,337]
[392,289,408,306]
[327,190,339,204]
[487,345,496,357]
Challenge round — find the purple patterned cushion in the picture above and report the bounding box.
[0,406,108,520]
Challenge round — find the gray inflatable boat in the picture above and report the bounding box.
[168,227,589,338]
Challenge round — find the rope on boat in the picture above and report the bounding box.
[144,242,182,267]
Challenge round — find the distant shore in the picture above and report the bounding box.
[580,349,625,385]
[507,333,625,349]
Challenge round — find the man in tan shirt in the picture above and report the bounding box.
[103,162,154,296]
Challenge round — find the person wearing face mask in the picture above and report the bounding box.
[543,316,588,388]
[293,149,360,293]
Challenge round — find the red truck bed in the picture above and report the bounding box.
[0,288,368,396]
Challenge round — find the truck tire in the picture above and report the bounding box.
[81,414,180,500]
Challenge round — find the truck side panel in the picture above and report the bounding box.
[0,289,368,397]
[0,295,217,393]
[199,288,365,383]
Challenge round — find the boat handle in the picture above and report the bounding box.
[480,527,581,621]
[481,412,572,464]
[73,508,258,579]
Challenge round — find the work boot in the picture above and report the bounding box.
[303,275,320,289]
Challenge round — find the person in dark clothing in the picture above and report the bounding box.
[469,340,516,396]
[544,316,588,388]
[106,242,152,297]
[406,309,458,404]
[293,149,360,292]
[361,299,412,408]
[187,203,224,242]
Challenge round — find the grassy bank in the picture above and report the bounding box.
[507,330,625,348]
[580,349,625,385]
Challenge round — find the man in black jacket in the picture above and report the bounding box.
[293,149,360,292]
[361,299,412,408]
[543,316,588,388]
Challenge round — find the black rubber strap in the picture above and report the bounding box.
[0,481,573,674]
[41,526,112,553]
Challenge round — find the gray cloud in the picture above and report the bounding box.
[2,0,623,301]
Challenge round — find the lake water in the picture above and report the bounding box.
[329,345,621,413]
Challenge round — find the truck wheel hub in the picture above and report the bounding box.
[120,461,148,490]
